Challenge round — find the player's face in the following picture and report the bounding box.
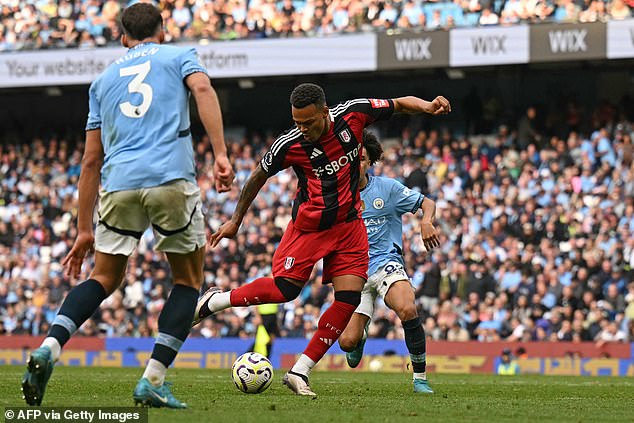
[292,104,329,142]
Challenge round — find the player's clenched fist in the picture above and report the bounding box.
[428,96,451,115]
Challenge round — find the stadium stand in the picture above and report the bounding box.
[0,0,632,51]
[1,96,633,345]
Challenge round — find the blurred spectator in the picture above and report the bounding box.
[479,8,500,25]
[517,106,542,150]
[608,0,632,18]
[595,321,627,346]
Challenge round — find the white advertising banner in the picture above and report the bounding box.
[450,25,529,67]
[0,34,376,88]
[607,19,634,59]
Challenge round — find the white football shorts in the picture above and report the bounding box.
[95,179,206,256]
[355,261,413,318]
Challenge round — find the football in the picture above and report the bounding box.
[231,352,274,394]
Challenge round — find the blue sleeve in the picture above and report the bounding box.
[180,48,208,79]
[85,80,101,131]
[390,180,424,215]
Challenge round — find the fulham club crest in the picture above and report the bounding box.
[284,257,295,270]
[339,129,351,143]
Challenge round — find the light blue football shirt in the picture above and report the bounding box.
[361,175,424,276]
[86,42,207,192]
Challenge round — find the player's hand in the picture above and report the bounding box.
[214,154,234,193]
[421,222,440,251]
[208,220,240,248]
[426,96,451,115]
[62,231,95,279]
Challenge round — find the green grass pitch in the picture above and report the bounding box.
[2,366,633,422]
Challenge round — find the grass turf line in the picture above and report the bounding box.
[2,366,633,422]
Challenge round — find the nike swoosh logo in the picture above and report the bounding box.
[150,391,168,404]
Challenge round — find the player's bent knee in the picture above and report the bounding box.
[274,277,303,301]
[335,290,361,307]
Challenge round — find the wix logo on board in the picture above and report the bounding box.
[394,38,432,61]
[471,35,507,55]
[548,29,588,53]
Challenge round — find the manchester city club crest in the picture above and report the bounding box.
[373,198,384,209]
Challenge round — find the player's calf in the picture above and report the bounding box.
[194,277,302,326]
[338,312,369,352]
[338,333,359,352]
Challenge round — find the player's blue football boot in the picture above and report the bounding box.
[345,337,367,368]
[346,321,370,368]
[133,378,187,409]
[21,346,54,406]
[413,379,434,394]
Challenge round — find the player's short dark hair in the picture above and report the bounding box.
[290,83,326,109]
[363,130,383,166]
[121,3,162,41]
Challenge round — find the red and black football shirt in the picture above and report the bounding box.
[260,98,395,232]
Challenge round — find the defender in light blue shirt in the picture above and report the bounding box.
[21,4,233,409]
[338,131,440,394]
[87,42,206,192]
[363,169,424,277]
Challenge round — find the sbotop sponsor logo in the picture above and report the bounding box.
[312,146,359,179]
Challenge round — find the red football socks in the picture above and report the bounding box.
[303,300,356,362]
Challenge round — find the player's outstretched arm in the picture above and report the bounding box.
[208,164,268,248]
[186,72,234,193]
[420,197,440,251]
[62,129,103,278]
[393,96,451,116]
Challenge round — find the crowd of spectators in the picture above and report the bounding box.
[1,92,634,347]
[0,0,632,52]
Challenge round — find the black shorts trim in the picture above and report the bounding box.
[152,202,199,237]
